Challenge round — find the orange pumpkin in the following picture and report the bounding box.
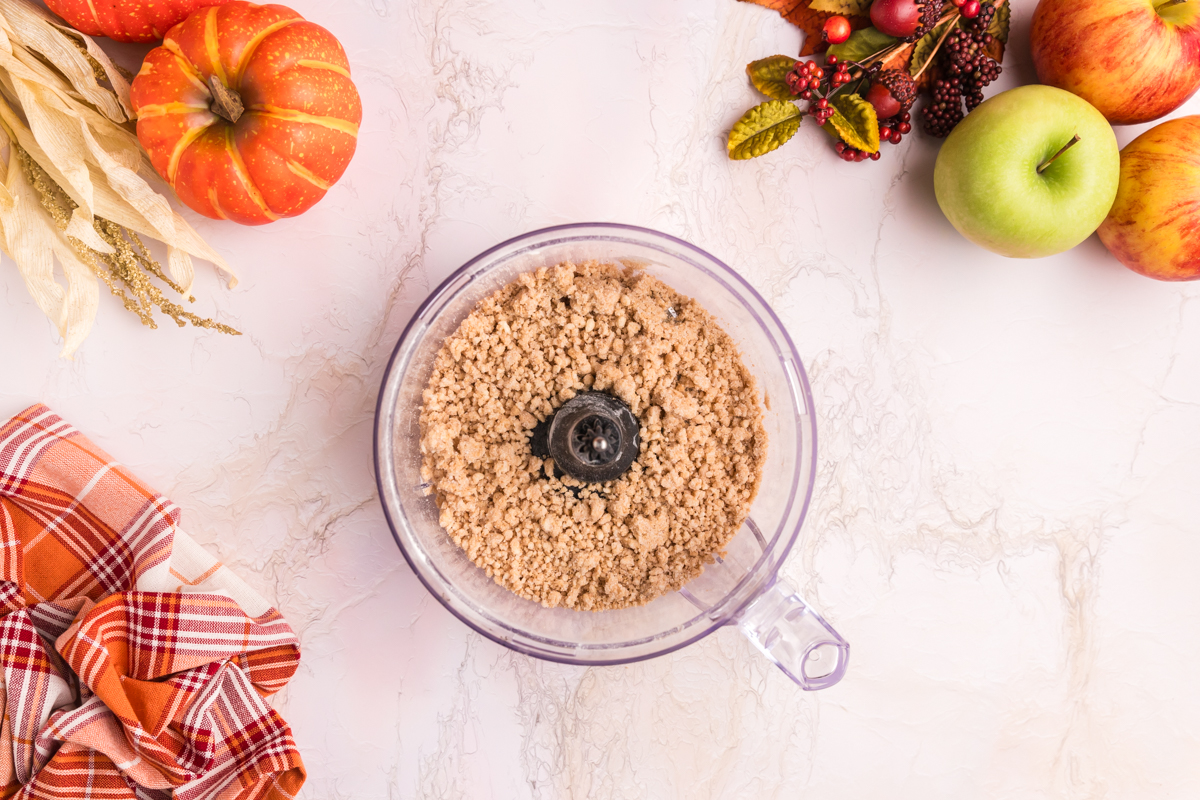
[44,0,233,43]
[130,2,362,226]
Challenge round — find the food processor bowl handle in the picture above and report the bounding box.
[735,579,849,690]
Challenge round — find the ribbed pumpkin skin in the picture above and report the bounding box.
[44,0,233,43]
[130,2,362,225]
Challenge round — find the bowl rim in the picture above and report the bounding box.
[372,222,818,665]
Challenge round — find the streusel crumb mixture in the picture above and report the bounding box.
[419,261,767,610]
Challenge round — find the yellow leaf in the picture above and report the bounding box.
[747,55,797,102]
[728,100,803,160]
[827,93,880,153]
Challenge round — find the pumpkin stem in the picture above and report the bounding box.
[208,76,244,124]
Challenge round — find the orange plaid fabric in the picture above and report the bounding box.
[0,405,305,799]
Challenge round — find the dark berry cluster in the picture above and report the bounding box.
[908,0,943,43]
[921,2,1003,137]
[922,78,965,137]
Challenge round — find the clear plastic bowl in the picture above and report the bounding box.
[374,224,848,689]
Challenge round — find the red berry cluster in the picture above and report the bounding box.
[785,55,863,129]
[811,97,834,125]
[785,56,856,103]
[826,56,855,89]
[834,110,913,162]
[835,142,881,162]
[879,111,914,144]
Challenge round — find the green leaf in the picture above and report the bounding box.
[809,0,872,15]
[747,55,798,102]
[827,93,880,153]
[987,1,1010,43]
[826,26,900,64]
[728,100,803,160]
[909,17,953,78]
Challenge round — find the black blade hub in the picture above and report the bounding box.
[544,392,640,483]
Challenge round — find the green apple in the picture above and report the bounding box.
[933,85,1120,259]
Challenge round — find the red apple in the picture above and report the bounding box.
[1031,0,1200,125]
[1097,116,1200,280]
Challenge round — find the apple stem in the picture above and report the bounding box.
[208,76,244,124]
[1037,134,1081,174]
[1155,0,1187,9]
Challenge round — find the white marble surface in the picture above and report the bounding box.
[4,0,1200,796]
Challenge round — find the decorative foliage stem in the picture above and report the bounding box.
[912,12,961,79]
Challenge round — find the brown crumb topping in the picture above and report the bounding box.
[418,261,767,611]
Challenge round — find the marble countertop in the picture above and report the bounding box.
[5,0,1200,796]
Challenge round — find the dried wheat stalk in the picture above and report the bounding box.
[0,0,239,356]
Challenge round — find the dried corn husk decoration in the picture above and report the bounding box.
[0,0,238,356]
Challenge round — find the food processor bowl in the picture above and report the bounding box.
[374,224,848,690]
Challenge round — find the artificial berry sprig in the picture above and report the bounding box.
[784,55,860,106]
[778,55,917,160]
[922,78,964,137]
[727,0,1009,161]
[921,1,1003,136]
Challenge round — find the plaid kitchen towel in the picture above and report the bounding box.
[0,404,304,800]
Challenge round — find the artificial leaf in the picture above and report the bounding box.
[987,0,1010,43]
[728,100,803,160]
[982,0,1010,65]
[909,17,954,78]
[747,55,798,101]
[809,0,871,15]
[826,26,900,63]
[875,39,918,73]
[736,0,871,56]
[827,93,880,153]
